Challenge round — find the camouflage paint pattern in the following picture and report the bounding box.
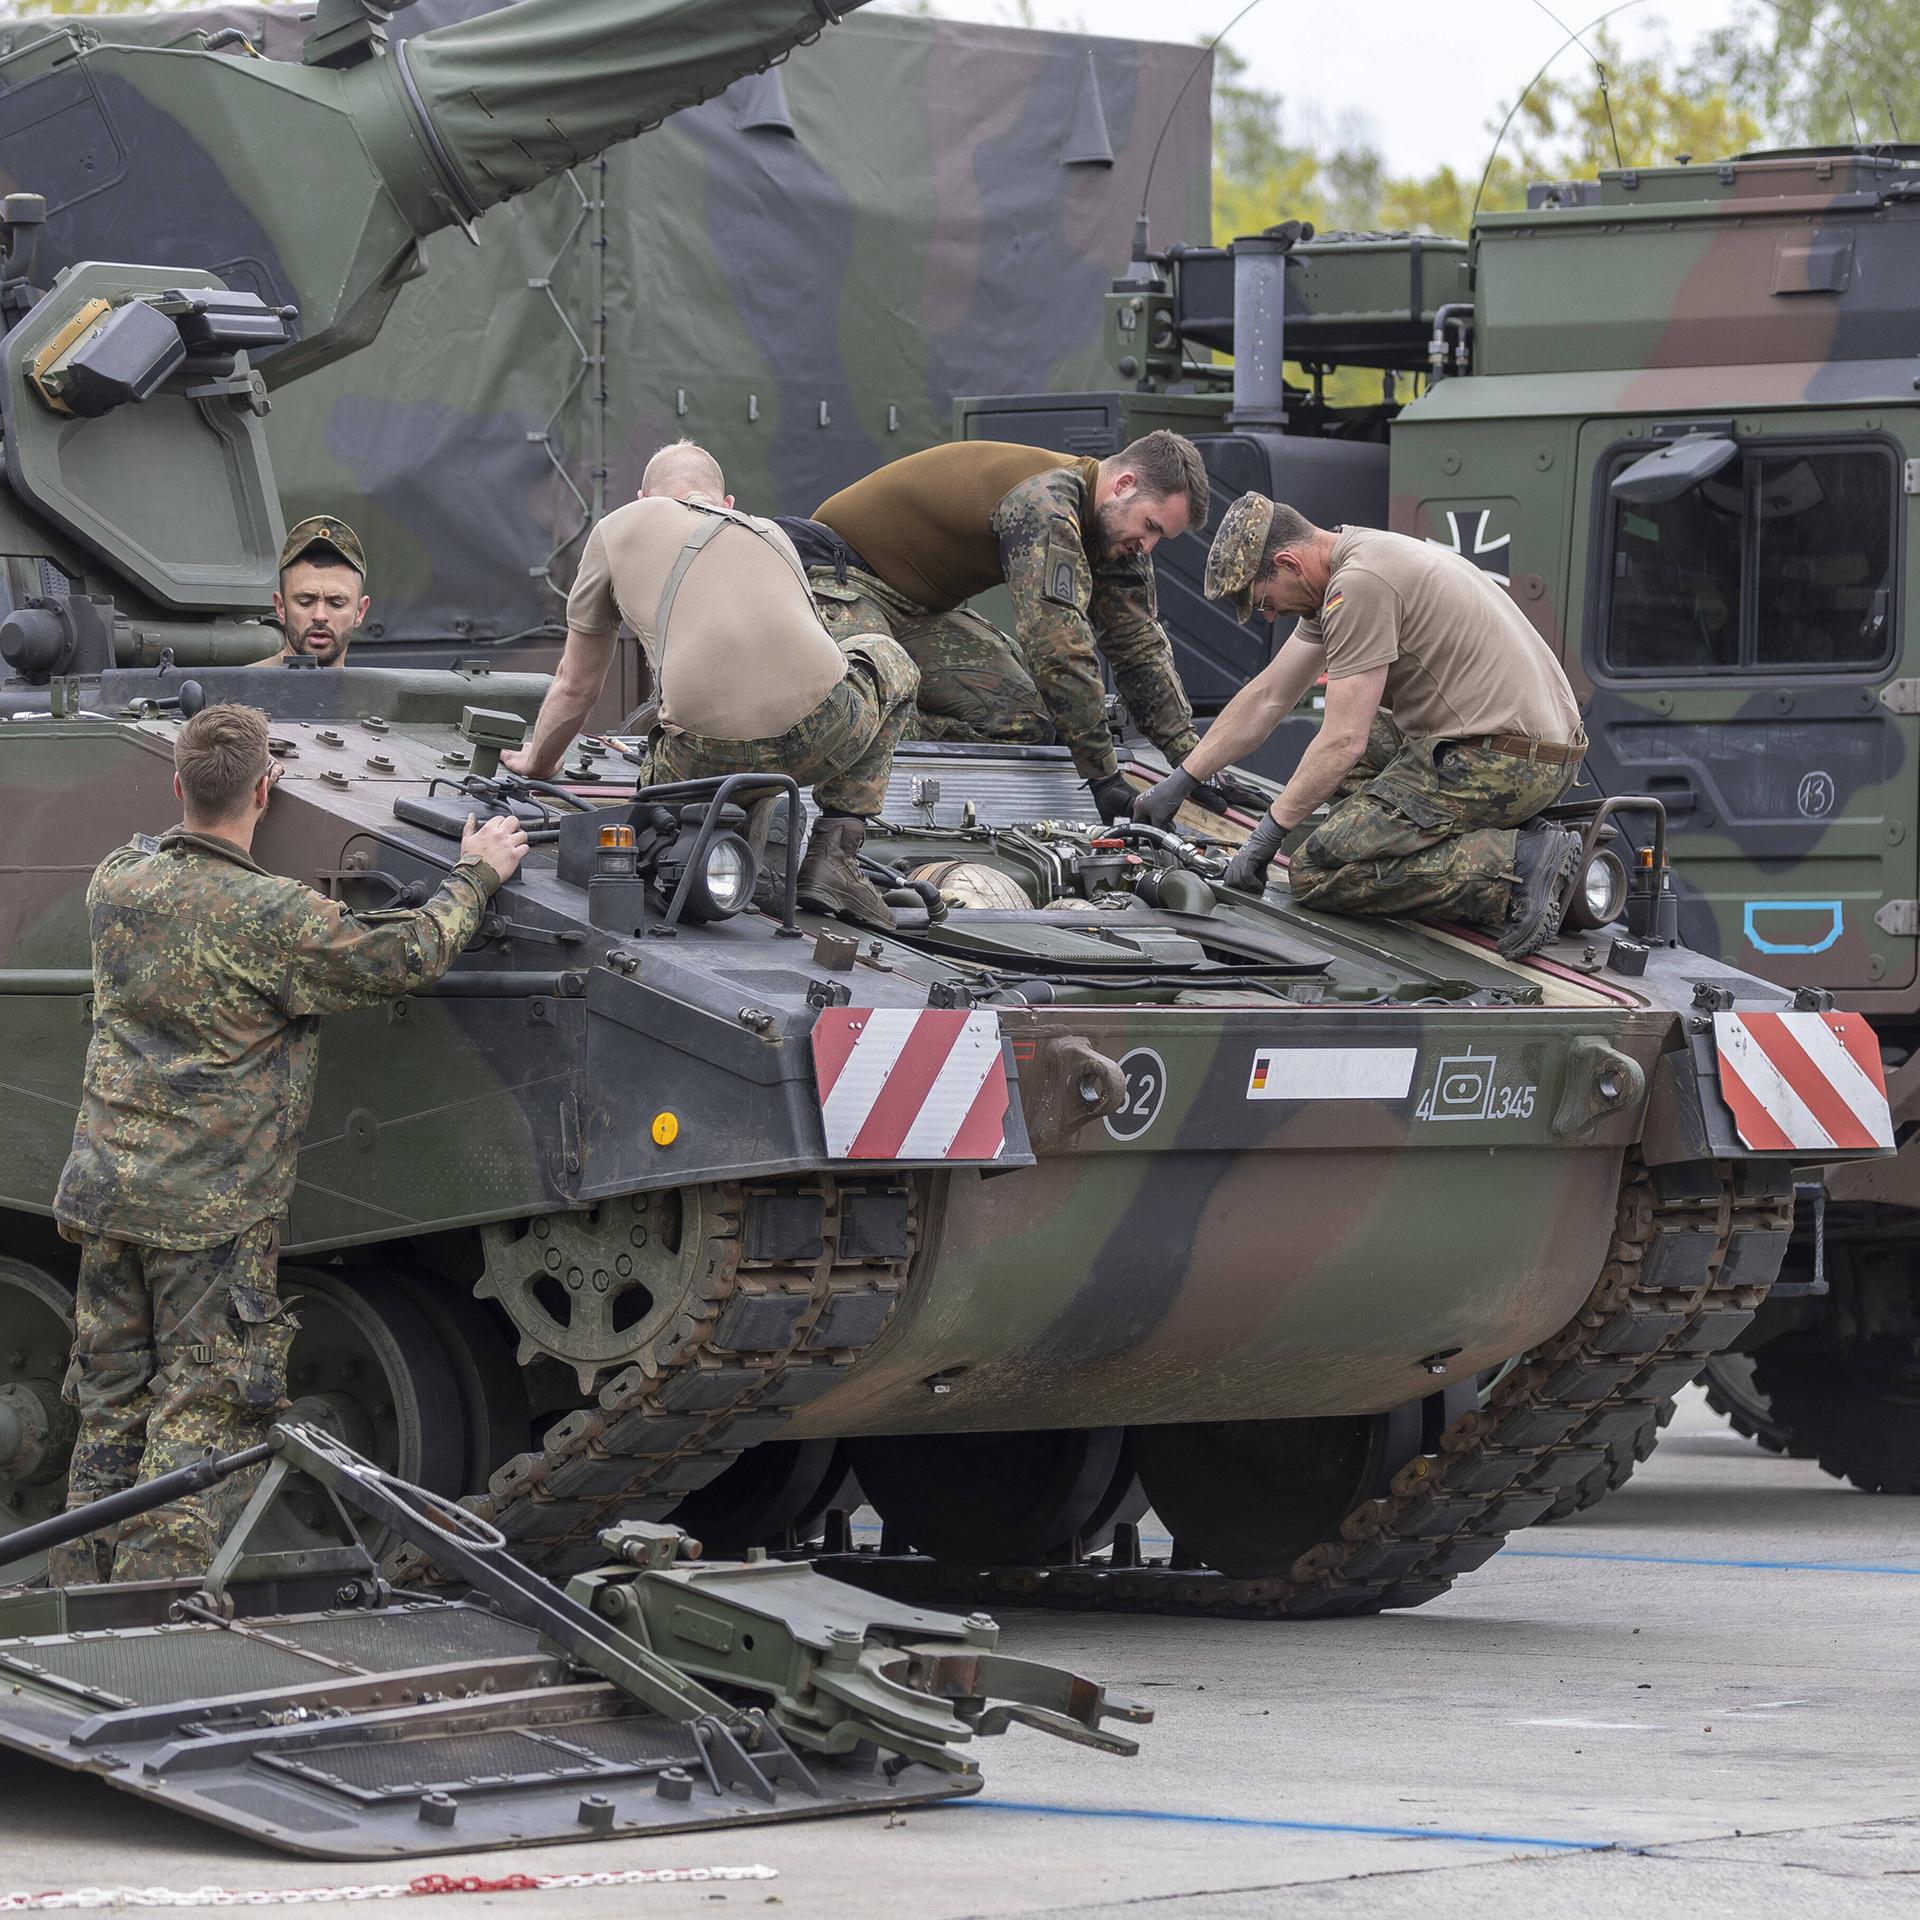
[47,1217,287,1584]
[1288,715,1576,928]
[7,0,1210,664]
[1383,152,1920,1013]
[56,827,498,1249]
[645,630,919,818]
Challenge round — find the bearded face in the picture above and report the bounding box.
[1092,481,1189,562]
[275,560,368,667]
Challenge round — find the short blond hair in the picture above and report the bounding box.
[641,439,727,501]
[175,703,269,821]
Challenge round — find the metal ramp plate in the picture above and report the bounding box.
[0,1598,974,1858]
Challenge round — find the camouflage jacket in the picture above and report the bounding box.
[990,466,1199,780]
[55,829,499,1249]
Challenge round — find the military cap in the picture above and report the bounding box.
[279,514,367,575]
[1204,491,1275,624]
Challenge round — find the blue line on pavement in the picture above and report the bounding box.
[951,1800,1617,1852]
[1506,1547,1920,1576]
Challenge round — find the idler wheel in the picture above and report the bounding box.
[670,1439,851,1553]
[1132,1409,1423,1578]
[847,1427,1126,1563]
[0,1257,77,1552]
[1750,1338,1920,1493]
[280,1266,465,1539]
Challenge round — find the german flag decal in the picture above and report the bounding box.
[1323,588,1345,616]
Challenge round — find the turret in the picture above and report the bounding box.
[0,0,865,664]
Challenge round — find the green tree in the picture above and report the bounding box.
[1210,44,1382,242]
[1692,0,1919,149]
[1384,29,1761,237]
[1212,28,1761,249]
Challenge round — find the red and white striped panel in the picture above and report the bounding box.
[812,1008,1010,1162]
[1712,1010,1893,1153]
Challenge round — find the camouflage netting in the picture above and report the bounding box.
[2,1,1211,655]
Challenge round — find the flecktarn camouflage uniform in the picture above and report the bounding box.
[1288,713,1577,928]
[811,466,1198,782]
[646,629,920,818]
[46,827,499,1585]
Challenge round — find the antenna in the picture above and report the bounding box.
[1132,0,1268,269]
[1844,85,1864,147]
[1525,0,1624,168]
[1881,86,1903,143]
[1472,0,1649,226]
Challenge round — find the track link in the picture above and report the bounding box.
[819,1155,1793,1618]
[390,1172,922,1583]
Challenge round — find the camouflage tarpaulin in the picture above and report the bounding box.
[10,1,1211,655]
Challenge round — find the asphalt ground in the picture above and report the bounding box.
[4,1386,1920,1916]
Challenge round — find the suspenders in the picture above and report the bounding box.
[652,497,816,683]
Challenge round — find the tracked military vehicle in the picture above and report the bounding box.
[996,151,1920,1496]
[0,0,1890,1612]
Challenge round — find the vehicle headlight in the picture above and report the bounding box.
[1564,845,1629,932]
[703,835,753,914]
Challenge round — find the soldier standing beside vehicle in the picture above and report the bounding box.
[502,440,920,932]
[794,434,1208,823]
[274,516,370,667]
[46,704,527,1585]
[1134,495,1586,957]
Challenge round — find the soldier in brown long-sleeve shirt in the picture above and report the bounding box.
[798,433,1209,822]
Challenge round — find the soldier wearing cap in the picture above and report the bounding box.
[275,516,369,667]
[1132,496,1588,957]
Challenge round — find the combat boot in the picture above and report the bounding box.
[796,815,896,931]
[1498,824,1581,958]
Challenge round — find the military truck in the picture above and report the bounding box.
[0,0,1891,1613]
[956,150,1920,1497]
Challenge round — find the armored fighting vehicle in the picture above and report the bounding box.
[0,0,1888,1615]
[960,151,1920,1498]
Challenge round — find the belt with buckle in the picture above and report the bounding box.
[1473,732,1586,766]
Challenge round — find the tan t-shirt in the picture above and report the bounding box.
[1295,527,1581,745]
[814,442,1102,612]
[567,496,845,741]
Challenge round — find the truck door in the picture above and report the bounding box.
[1572,418,1916,997]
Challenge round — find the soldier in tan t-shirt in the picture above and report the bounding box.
[503,441,919,930]
[1133,495,1588,957]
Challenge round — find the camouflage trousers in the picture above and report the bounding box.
[1289,714,1580,930]
[46,1218,293,1586]
[645,632,918,819]
[809,566,1054,746]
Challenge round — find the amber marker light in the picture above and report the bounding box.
[651,1112,680,1147]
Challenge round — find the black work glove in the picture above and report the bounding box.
[1131,767,1197,826]
[1196,771,1269,817]
[1222,813,1288,893]
[1088,771,1136,824]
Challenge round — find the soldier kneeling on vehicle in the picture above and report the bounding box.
[785,432,1215,824]
[504,441,919,932]
[1132,495,1587,958]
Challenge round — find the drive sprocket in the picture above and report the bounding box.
[475,1186,740,1391]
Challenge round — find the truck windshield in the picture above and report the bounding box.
[1604,442,1896,675]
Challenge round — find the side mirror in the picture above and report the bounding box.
[1610,436,1738,506]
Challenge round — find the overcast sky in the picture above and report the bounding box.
[874,1,1753,177]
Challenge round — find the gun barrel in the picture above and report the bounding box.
[377,0,861,224]
[1,1442,270,1576]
